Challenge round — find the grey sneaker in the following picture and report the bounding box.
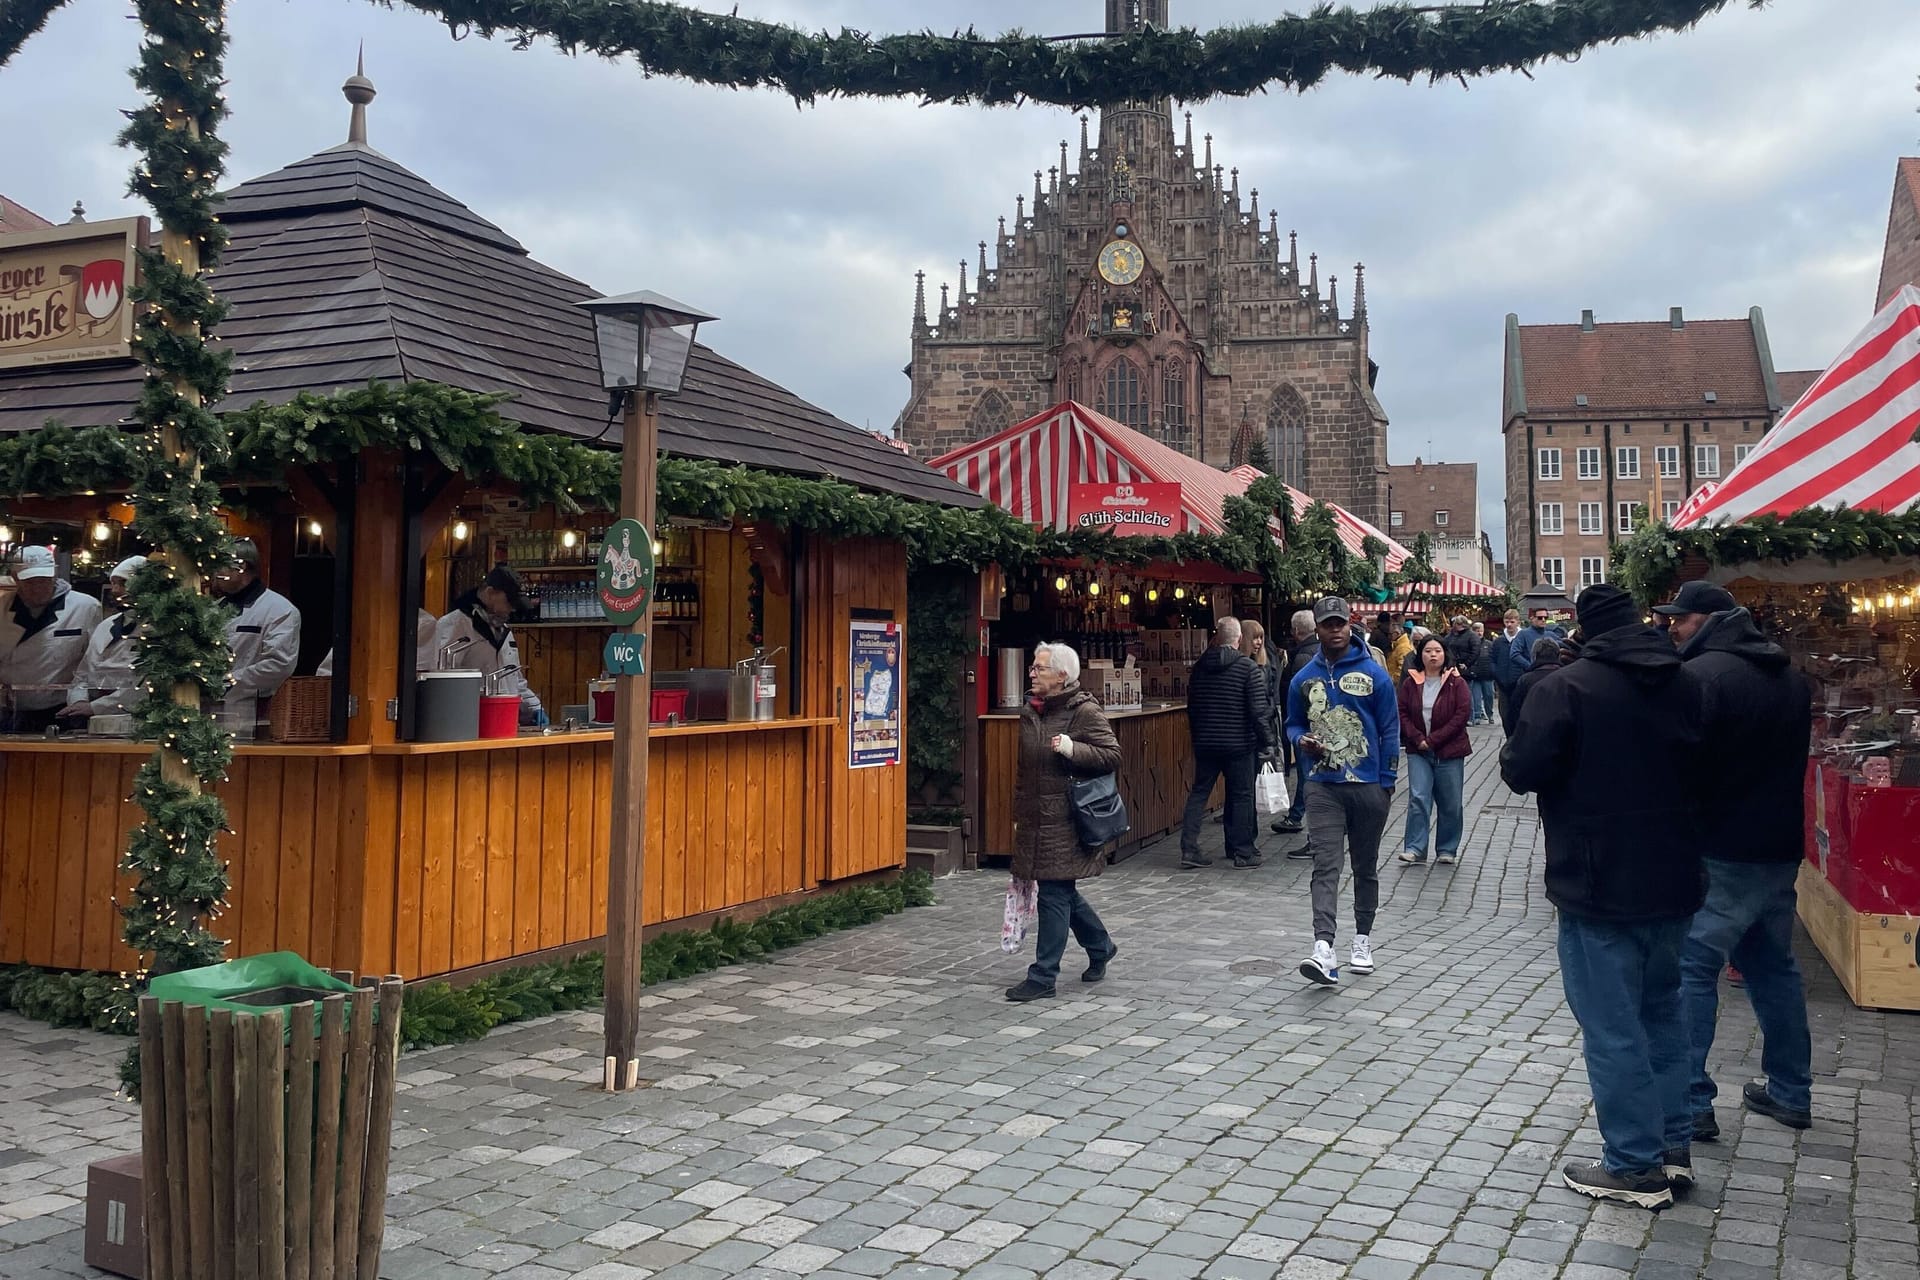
[1561,1160,1672,1210]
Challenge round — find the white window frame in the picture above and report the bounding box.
[1734,443,1755,466]
[1389,510,1404,527]
[1616,501,1639,535]
[1540,557,1565,589]
[1580,557,1606,587]
[1694,443,1720,478]
[1615,446,1640,479]
[1576,446,1602,480]
[1537,447,1562,481]
[1433,510,1449,527]
[1661,500,1680,524]
[1537,502,1563,535]
[1656,444,1680,478]
[1577,501,1603,535]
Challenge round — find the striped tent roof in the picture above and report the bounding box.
[1383,568,1505,606]
[1675,285,1920,527]
[930,402,1409,567]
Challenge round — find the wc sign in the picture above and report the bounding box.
[1066,481,1181,536]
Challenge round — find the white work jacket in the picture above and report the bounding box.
[431,595,542,721]
[0,584,104,710]
[68,612,142,715]
[219,579,301,707]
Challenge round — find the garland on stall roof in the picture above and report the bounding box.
[1613,507,1920,605]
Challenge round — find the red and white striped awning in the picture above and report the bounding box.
[929,401,1410,568]
[1675,285,1920,528]
[1382,568,1505,606]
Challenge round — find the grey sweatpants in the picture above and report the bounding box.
[1305,781,1391,943]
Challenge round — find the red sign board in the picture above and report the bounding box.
[1067,481,1182,536]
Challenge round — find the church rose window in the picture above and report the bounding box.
[1162,361,1191,455]
[1268,386,1308,489]
[1099,358,1149,434]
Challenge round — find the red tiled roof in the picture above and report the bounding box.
[0,195,52,233]
[1514,316,1770,417]
[1775,368,1822,412]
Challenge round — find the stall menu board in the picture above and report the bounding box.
[850,619,902,769]
[1066,481,1181,536]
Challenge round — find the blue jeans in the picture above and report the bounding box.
[1402,753,1463,859]
[1558,915,1694,1174]
[1027,879,1113,988]
[1285,752,1309,823]
[1682,859,1812,1116]
[1470,679,1497,722]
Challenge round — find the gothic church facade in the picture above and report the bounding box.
[895,0,1391,524]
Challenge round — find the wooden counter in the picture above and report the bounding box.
[979,702,1214,862]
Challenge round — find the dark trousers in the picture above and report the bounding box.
[1304,781,1390,942]
[1681,859,1812,1116]
[1495,683,1516,733]
[1026,878,1113,988]
[1182,750,1257,861]
[1285,752,1309,824]
[1558,914,1693,1175]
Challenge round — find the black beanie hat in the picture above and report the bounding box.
[1576,583,1641,638]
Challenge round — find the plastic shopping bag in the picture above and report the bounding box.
[1255,760,1291,816]
[1000,876,1039,953]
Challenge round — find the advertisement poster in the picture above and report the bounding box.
[849,619,903,769]
[1066,481,1181,536]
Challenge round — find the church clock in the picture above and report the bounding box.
[1096,239,1145,285]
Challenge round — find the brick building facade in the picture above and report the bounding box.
[1388,459,1495,583]
[1876,157,1920,309]
[1501,307,1818,591]
[894,0,1390,525]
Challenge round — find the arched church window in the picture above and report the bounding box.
[1162,361,1191,456]
[1268,386,1309,489]
[967,389,1014,440]
[1098,358,1148,433]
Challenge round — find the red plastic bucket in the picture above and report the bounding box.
[591,686,617,724]
[478,695,520,739]
[650,688,688,723]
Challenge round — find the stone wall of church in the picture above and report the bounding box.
[1208,337,1387,524]
[899,341,1055,460]
[1876,164,1920,308]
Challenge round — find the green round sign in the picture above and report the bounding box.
[597,518,656,625]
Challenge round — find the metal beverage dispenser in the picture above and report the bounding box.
[996,647,1026,710]
[727,647,784,721]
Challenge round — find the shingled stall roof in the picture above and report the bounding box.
[1512,313,1774,418]
[0,143,981,510]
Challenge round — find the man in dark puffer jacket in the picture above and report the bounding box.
[1655,581,1816,1140]
[1502,584,1706,1211]
[1180,617,1272,869]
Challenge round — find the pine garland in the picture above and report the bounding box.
[1614,507,1920,605]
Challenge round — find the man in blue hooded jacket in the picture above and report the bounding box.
[1286,596,1399,986]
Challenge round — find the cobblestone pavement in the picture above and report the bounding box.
[5,724,1920,1279]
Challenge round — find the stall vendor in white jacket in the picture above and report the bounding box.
[0,546,104,731]
[212,538,300,726]
[61,555,149,722]
[431,566,545,725]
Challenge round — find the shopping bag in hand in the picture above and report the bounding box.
[1000,876,1039,953]
[1254,760,1291,816]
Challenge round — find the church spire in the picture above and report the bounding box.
[1289,230,1300,278]
[958,258,968,299]
[1329,275,1340,318]
[979,241,989,283]
[1249,188,1259,220]
[912,270,927,332]
[1079,115,1091,164]
[1033,169,1043,207]
[1183,111,1193,156]
[1308,252,1319,294]
[1352,263,1367,320]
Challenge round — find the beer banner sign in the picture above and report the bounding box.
[0,218,144,371]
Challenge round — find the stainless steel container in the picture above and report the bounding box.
[997,647,1026,709]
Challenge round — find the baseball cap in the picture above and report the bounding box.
[1651,580,1737,616]
[483,565,530,611]
[1312,596,1350,624]
[13,546,56,580]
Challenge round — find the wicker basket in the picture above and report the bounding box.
[266,676,332,743]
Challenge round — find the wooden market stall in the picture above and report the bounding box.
[0,87,982,982]
[931,401,1411,860]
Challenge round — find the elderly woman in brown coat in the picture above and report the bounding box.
[1006,641,1125,1002]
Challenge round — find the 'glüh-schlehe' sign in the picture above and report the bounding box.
[1066,481,1182,536]
[0,218,144,371]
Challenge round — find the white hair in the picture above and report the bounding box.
[1290,608,1315,640]
[1035,641,1081,683]
[1213,617,1242,647]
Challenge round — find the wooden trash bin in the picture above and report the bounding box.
[135,974,404,1280]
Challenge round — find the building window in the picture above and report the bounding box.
[1268,385,1309,490]
[1661,499,1680,523]
[966,389,1013,440]
[1537,447,1561,481]
[1580,557,1606,587]
[1538,503,1563,535]
[1540,557,1565,589]
[1389,511,1404,527]
[1656,445,1680,478]
[1433,510,1449,527]
[1578,501,1602,535]
[1162,360,1190,455]
[1734,444,1755,466]
[1577,447,1601,480]
[1615,446,1640,479]
[1098,358,1148,434]
[1616,501,1640,535]
[1694,443,1720,478]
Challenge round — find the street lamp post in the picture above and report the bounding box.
[578,290,715,1092]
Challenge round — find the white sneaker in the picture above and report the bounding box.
[1299,940,1338,986]
[1349,935,1375,974]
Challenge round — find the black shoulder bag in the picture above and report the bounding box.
[1067,766,1131,850]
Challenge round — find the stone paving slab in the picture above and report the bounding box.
[4,725,1919,1279]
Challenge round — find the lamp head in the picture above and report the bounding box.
[577,291,717,397]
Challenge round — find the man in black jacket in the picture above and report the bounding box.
[1506,637,1565,731]
[1270,609,1318,838]
[1655,581,1815,1139]
[1502,584,1706,1210]
[1180,617,1273,869]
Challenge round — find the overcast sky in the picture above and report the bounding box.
[3,0,1916,554]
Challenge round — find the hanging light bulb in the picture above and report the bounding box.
[1147,588,1159,603]
[1118,591,1132,606]
[306,519,323,538]
[0,525,11,544]
[1088,581,1101,597]
[451,520,470,543]
[1174,586,1187,600]
[1054,575,1069,592]
[651,539,663,558]
[91,520,112,544]
[561,529,580,550]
